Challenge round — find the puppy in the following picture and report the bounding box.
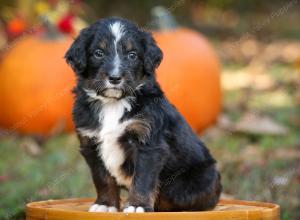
[65,17,222,213]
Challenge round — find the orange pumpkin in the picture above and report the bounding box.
[153,18,222,132]
[0,35,76,135]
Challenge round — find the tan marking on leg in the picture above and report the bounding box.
[125,120,151,144]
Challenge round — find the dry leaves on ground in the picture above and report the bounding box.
[217,113,289,136]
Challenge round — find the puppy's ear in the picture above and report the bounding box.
[143,32,163,75]
[65,27,93,76]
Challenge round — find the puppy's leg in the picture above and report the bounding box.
[123,147,165,213]
[155,166,222,211]
[80,137,120,212]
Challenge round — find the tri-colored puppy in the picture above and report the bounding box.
[65,17,222,213]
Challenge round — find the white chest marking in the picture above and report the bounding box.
[99,99,132,187]
[78,98,133,187]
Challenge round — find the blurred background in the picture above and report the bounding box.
[0,0,300,219]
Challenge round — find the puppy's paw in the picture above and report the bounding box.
[123,206,145,213]
[89,204,118,212]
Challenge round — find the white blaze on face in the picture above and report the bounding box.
[109,22,125,76]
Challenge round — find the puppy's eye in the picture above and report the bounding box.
[94,49,104,59]
[128,51,137,61]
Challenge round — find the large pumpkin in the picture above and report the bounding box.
[0,35,75,135]
[153,9,222,132]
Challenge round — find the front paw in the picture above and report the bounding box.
[123,206,145,213]
[123,205,154,213]
[89,204,118,212]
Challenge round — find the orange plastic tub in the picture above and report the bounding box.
[26,198,280,220]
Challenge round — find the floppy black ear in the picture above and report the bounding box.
[65,27,93,76]
[143,32,163,75]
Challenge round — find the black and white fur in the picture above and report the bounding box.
[65,17,222,213]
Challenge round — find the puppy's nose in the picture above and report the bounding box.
[108,76,122,85]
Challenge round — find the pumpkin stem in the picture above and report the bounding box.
[41,16,63,40]
[151,6,178,31]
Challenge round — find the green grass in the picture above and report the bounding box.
[0,135,94,219]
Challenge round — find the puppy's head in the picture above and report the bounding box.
[65,18,163,100]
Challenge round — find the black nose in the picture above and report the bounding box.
[108,76,122,85]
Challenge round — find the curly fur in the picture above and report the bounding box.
[65,17,222,213]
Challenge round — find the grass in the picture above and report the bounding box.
[0,135,94,219]
[204,62,300,219]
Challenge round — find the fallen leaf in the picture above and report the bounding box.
[249,89,294,109]
[217,113,289,136]
[272,176,289,186]
[0,175,10,182]
[222,71,275,91]
[20,137,42,156]
[234,112,289,135]
[272,148,300,160]
[202,126,226,140]
[217,114,234,130]
[296,90,300,105]
[282,43,300,63]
